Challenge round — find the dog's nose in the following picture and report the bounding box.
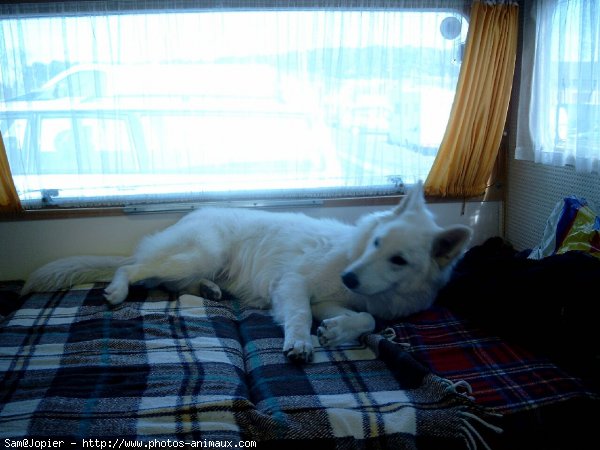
[341,271,360,290]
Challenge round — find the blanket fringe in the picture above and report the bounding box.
[380,327,411,348]
[459,412,503,450]
[443,377,503,449]
[462,411,504,433]
[450,379,475,401]
[461,420,488,450]
[367,331,503,449]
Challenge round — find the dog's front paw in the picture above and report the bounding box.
[104,281,128,305]
[317,318,354,346]
[194,280,222,301]
[283,340,314,363]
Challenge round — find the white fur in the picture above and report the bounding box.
[22,184,472,362]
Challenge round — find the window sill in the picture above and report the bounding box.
[0,192,495,222]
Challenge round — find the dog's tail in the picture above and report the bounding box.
[21,255,133,296]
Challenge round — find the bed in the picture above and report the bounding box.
[1,238,598,449]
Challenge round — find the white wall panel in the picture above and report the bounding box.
[0,201,500,281]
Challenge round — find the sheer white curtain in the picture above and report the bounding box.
[516,0,600,174]
[0,1,469,208]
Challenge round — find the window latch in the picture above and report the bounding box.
[41,189,59,206]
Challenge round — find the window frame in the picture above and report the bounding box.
[0,0,473,216]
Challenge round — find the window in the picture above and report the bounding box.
[516,0,600,174]
[0,1,469,208]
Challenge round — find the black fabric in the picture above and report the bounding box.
[0,281,26,317]
[437,237,600,390]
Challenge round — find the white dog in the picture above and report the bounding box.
[22,184,472,362]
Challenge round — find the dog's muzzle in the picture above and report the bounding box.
[341,271,360,290]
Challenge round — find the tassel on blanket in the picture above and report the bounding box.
[442,377,503,449]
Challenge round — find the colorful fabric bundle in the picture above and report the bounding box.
[529,196,600,260]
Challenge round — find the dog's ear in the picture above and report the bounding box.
[431,225,472,267]
[393,181,425,216]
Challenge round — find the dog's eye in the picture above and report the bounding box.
[390,255,408,266]
[373,237,380,248]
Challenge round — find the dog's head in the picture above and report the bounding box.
[342,183,472,298]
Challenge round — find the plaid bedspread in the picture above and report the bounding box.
[0,283,501,449]
[1,281,597,448]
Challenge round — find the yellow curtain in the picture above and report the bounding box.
[0,131,22,213]
[424,0,518,197]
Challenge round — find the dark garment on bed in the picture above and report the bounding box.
[437,237,600,390]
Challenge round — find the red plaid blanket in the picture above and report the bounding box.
[381,305,598,448]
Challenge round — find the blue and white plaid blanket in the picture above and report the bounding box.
[0,283,500,448]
